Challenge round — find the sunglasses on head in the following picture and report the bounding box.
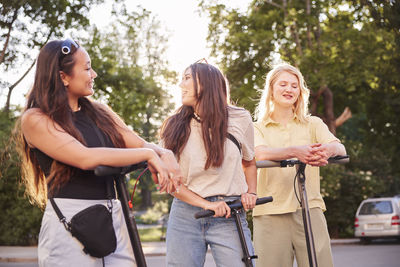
[194,58,208,64]
[61,38,79,55]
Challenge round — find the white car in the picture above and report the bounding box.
[354,195,400,243]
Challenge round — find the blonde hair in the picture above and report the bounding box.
[255,63,310,123]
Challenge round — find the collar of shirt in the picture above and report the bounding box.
[262,113,299,126]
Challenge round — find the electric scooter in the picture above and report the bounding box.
[256,155,349,267]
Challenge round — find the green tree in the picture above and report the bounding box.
[0,0,105,113]
[353,0,400,193]
[84,5,175,209]
[0,112,43,245]
[200,0,400,237]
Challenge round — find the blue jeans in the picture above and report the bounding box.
[166,196,254,267]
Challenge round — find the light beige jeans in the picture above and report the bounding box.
[253,208,333,267]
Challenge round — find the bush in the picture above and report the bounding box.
[0,112,42,245]
[138,200,169,224]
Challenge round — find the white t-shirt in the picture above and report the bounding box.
[176,106,255,198]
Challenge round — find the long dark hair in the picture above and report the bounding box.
[161,63,229,169]
[18,40,125,207]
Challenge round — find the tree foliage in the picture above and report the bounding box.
[83,5,175,208]
[0,0,106,112]
[84,5,175,142]
[200,0,400,237]
[0,112,43,245]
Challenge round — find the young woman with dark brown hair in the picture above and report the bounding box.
[18,39,181,266]
[161,61,257,267]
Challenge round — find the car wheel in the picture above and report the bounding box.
[360,237,371,245]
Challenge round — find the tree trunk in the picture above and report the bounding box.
[2,31,51,113]
[140,175,153,209]
[335,107,352,127]
[322,85,336,135]
[0,8,18,65]
[290,22,303,58]
[3,59,36,113]
[306,0,313,49]
[139,106,154,209]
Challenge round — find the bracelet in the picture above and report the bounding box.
[248,192,257,196]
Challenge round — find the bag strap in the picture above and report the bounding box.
[49,198,71,231]
[227,133,242,154]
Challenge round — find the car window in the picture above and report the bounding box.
[359,201,393,215]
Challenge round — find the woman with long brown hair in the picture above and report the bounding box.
[161,61,257,266]
[18,39,181,266]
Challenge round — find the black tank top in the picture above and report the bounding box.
[33,109,116,199]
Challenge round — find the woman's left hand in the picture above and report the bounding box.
[160,149,182,193]
[241,192,258,211]
[307,143,330,166]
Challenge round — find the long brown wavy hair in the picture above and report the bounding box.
[160,63,229,169]
[17,40,125,208]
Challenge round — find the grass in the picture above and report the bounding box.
[138,226,167,242]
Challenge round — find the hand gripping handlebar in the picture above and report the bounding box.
[194,196,273,219]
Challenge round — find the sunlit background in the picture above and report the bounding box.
[1,0,400,252]
[0,0,250,109]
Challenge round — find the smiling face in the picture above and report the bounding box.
[60,47,97,100]
[179,68,197,108]
[271,71,300,109]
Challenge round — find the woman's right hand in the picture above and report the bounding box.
[147,151,170,192]
[204,201,231,218]
[293,144,319,163]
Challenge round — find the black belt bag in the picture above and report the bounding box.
[50,184,117,258]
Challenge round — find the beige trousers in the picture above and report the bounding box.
[253,208,333,267]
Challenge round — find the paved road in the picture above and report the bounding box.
[1,239,399,267]
[147,239,400,267]
[330,239,400,267]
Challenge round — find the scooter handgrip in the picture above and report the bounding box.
[94,165,122,176]
[94,162,148,176]
[256,160,281,168]
[256,196,273,205]
[194,196,273,219]
[194,209,215,219]
[328,155,349,164]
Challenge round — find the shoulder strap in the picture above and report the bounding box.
[50,198,65,220]
[49,198,71,231]
[227,133,241,154]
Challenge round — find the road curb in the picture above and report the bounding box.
[0,257,38,263]
[0,254,167,263]
[0,239,362,263]
[330,238,360,245]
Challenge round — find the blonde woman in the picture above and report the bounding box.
[253,63,346,267]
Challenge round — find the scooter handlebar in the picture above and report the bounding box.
[94,162,148,176]
[194,196,273,219]
[256,155,349,168]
